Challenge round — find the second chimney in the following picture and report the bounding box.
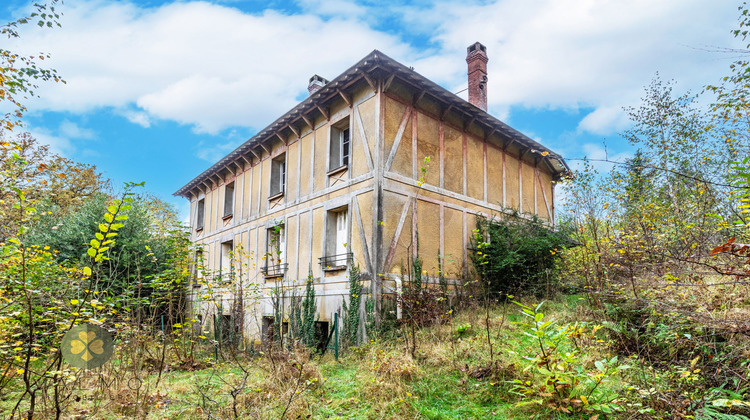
[466,42,488,111]
[308,74,329,95]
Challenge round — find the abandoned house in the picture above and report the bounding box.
[174,42,569,340]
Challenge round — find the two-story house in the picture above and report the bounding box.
[174,42,569,340]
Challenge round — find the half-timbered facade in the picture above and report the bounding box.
[174,43,569,339]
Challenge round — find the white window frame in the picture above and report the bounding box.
[220,240,234,282]
[223,181,234,218]
[195,198,205,231]
[329,117,350,172]
[193,249,204,287]
[270,154,286,197]
[265,224,286,277]
[322,207,349,270]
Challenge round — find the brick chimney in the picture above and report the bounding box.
[308,74,329,95]
[466,42,488,111]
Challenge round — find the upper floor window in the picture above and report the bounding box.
[223,181,234,219]
[196,198,205,231]
[329,117,350,172]
[270,154,286,197]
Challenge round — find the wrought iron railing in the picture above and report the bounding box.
[318,253,353,271]
[261,263,288,278]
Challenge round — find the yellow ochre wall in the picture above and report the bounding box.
[379,93,556,278]
[185,79,558,330]
[189,84,379,323]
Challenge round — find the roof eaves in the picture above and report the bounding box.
[369,53,570,176]
[174,50,384,197]
[174,49,569,197]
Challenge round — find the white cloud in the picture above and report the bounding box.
[24,120,97,157]
[59,120,96,139]
[27,127,75,157]
[402,0,739,134]
[195,138,243,163]
[577,106,630,135]
[10,1,411,135]
[293,0,368,18]
[7,0,742,140]
[121,110,151,128]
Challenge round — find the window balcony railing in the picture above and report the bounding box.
[319,253,353,271]
[262,263,288,278]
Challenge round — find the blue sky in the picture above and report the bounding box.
[1,0,743,220]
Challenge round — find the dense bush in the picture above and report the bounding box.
[470,212,570,297]
[27,192,181,296]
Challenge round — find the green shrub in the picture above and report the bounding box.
[511,301,628,416]
[471,212,570,297]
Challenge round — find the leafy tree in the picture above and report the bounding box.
[563,78,731,304]
[0,164,135,418]
[707,3,750,161]
[622,78,726,255]
[0,4,193,416]
[558,7,750,416]
[0,132,105,238]
[1,1,64,132]
[27,191,182,297]
[617,149,654,219]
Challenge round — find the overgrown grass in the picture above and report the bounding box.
[3,295,715,419]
